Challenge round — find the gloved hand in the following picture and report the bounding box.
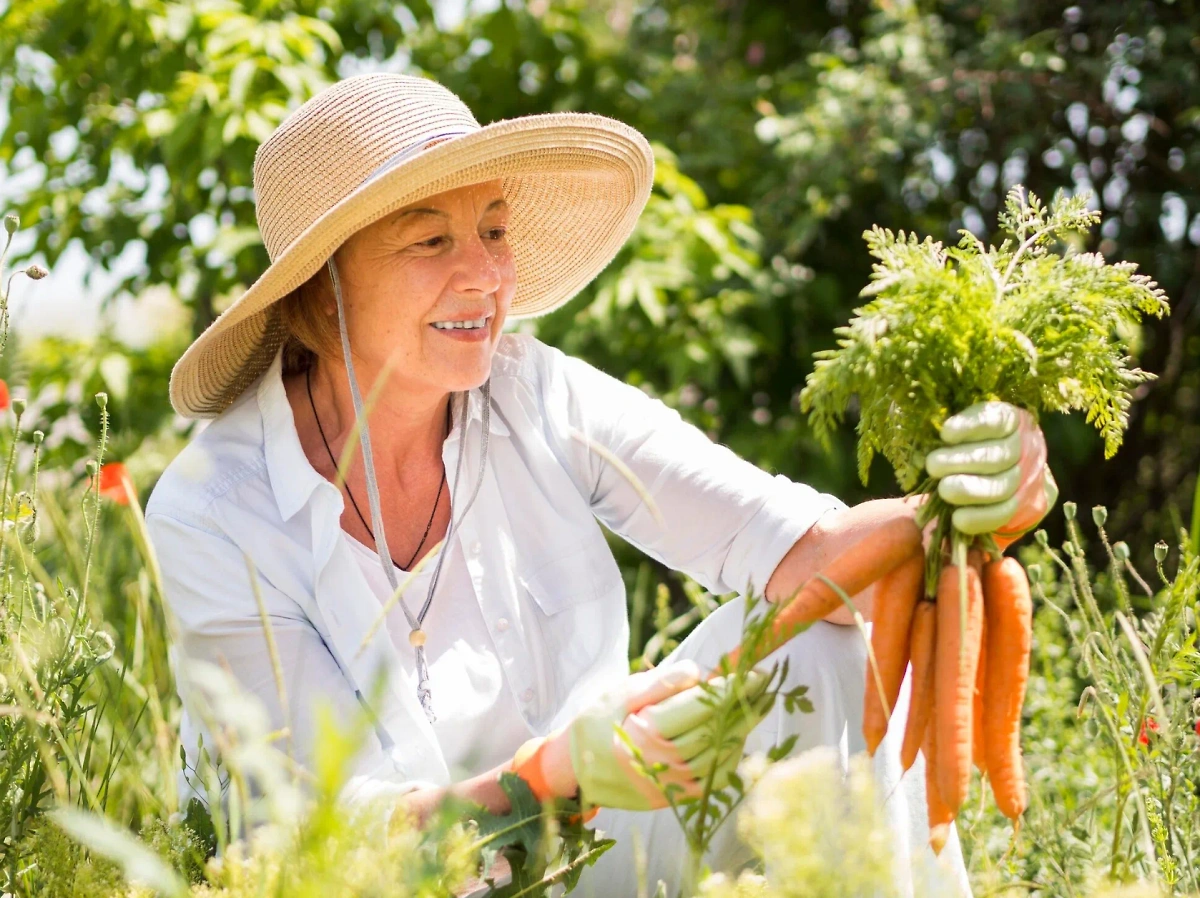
[925,401,1059,546]
[512,661,773,812]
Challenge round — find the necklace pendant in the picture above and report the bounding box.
[417,683,437,724]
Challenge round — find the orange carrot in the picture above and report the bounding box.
[973,612,988,775]
[982,556,1033,820]
[863,551,924,755]
[719,516,923,673]
[924,705,956,855]
[899,599,937,772]
[934,552,984,813]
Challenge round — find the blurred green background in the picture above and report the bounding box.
[1,0,1197,639]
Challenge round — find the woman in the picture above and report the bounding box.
[147,73,1055,896]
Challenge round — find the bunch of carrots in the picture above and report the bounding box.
[716,516,1033,854]
[862,536,1033,853]
[726,187,1169,855]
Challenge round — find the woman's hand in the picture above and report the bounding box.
[512,661,772,811]
[925,401,1059,548]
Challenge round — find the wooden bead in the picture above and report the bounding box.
[409,629,427,648]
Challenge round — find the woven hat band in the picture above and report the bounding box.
[361,129,473,188]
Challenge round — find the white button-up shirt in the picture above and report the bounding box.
[344,530,536,779]
[146,333,846,806]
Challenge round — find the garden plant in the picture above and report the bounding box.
[4,160,1200,894]
[0,25,1197,892]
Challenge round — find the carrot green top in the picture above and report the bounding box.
[799,185,1169,493]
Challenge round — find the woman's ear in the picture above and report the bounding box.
[323,278,337,317]
[318,262,337,317]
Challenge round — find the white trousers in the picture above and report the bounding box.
[572,596,974,898]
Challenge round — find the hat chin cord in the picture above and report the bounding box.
[327,257,491,725]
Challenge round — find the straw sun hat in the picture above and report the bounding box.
[169,72,655,418]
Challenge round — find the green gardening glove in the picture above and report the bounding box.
[627,670,775,798]
[926,400,1059,544]
[558,663,773,811]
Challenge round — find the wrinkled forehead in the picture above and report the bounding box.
[391,179,510,221]
[345,182,511,247]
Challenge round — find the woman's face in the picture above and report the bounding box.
[327,178,515,395]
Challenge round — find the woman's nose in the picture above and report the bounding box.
[452,232,504,295]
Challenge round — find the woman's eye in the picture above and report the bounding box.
[415,228,505,248]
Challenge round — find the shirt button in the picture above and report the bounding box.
[496,617,510,632]
[471,540,482,554]
[520,687,534,703]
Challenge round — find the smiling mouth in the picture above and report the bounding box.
[429,315,492,331]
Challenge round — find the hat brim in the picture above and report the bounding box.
[169,111,654,418]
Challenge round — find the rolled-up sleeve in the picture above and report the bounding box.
[536,341,848,599]
[146,511,436,813]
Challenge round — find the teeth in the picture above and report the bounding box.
[432,316,488,330]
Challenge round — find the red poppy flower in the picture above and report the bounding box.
[97,462,136,505]
[1194,719,1200,737]
[0,379,9,412]
[1138,716,1159,746]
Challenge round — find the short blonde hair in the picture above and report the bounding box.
[278,263,338,375]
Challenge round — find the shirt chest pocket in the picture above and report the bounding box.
[517,530,625,614]
[516,531,628,720]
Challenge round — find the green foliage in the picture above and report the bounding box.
[801,185,1169,494]
[698,750,929,898]
[7,817,127,898]
[0,0,425,331]
[1,221,182,893]
[622,589,814,898]
[470,774,550,878]
[535,142,771,400]
[465,773,614,897]
[961,509,1200,896]
[50,807,189,898]
[15,333,185,471]
[7,0,1200,567]
[3,2,1200,895]
[141,810,213,887]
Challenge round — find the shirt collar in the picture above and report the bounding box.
[257,350,509,523]
[449,376,512,444]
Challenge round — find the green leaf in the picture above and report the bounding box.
[635,275,666,326]
[767,733,799,763]
[227,57,258,107]
[469,772,548,860]
[182,796,218,862]
[726,770,745,795]
[560,836,617,892]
